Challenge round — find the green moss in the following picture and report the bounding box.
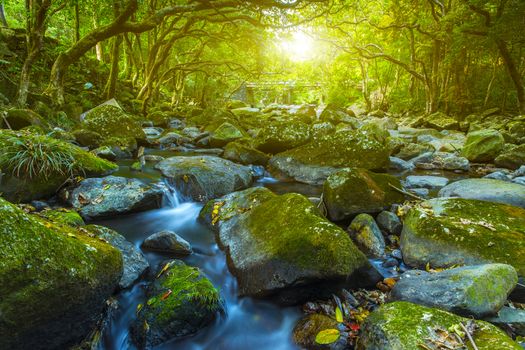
[276,130,389,170]
[0,197,122,345]
[38,209,85,227]
[245,193,368,273]
[360,301,521,349]
[254,120,311,153]
[83,105,145,141]
[402,198,525,275]
[293,313,339,348]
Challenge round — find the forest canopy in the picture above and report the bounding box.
[1,0,524,115]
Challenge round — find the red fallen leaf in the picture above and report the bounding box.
[161,289,172,300]
[348,323,360,332]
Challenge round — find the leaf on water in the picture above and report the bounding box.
[103,184,111,190]
[315,329,340,345]
[383,277,397,289]
[335,306,343,323]
[136,303,143,316]
[183,174,189,183]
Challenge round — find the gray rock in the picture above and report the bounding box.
[514,166,525,177]
[87,225,149,289]
[405,175,449,189]
[486,306,525,336]
[348,214,386,258]
[142,230,192,256]
[409,188,429,198]
[376,211,402,235]
[410,152,470,171]
[484,171,512,181]
[143,127,163,138]
[63,176,164,219]
[168,118,185,129]
[438,178,525,208]
[157,132,191,146]
[92,146,117,161]
[155,156,253,202]
[181,126,205,140]
[389,156,415,172]
[513,177,525,186]
[144,154,165,163]
[390,264,517,318]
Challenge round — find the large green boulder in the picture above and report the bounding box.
[131,260,223,349]
[3,108,48,130]
[0,130,117,202]
[495,144,525,169]
[400,198,525,276]
[209,122,244,147]
[269,130,390,185]
[200,188,373,303]
[461,129,505,162]
[222,141,270,166]
[323,168,405,221]
[423,112,459,131]
[359,302,521,350]
[82,104,146,145]
[0,197,122,350]
[254,120,311,154]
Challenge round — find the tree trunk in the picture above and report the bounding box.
[103,34,122,100]
[75,3,80,42]
[496,39,525,113]
[0,2,8,27]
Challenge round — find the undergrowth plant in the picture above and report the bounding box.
[0,133,79,180]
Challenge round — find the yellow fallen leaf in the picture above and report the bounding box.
[335,306,343,323]
[315,329,340,345]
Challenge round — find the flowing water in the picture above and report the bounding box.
[95,149,465,350]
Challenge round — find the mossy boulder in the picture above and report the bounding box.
[348,213,386,258]
[323,168,405,221]
[359,301,521,350]
[254,120,311,154]
[2,108,48,130]
[155,156,253,202]
[131,260,223,349]
[72,128,104,148]
[269,130,390,185]
[0,130,118,203]
[82,105,146,146]
[201,188,373,303]
[438,178,525,208]
[423,112,459,131]
[38,208,85,227]
[209,122,244,147]
[62,176,164,220]
[461,129,505,162]
[495,144,525,169]
[400,198,525,276]
[0,197,122,350]
[390,264,517,318]
[319,104,351,124]
[222,141,270,166]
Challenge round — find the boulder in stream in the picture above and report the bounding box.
[142,230,192,256]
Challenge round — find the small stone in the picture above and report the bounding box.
[486,306,525,336]
[391,249,403,260]
[348,214,386,258]
[405,175,449,189]
[484,171,511,181]
[142,230,192,256]
[376,211,403,235]
[382,257,399,268]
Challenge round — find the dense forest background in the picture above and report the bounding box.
[0,0,524,116]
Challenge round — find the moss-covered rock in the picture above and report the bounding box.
[423,112,459,131]
[72,128,104,148]
[269,130,390,185]
[82,105,146,145]
[0,197,122,350]
[0,130,118,203]
[131,260,223,349]
[222,141,270,166]
[209,122,244,147]
[323,168,405,221]
[155,156,253,202]
[400,198,525,276]
[390,264,517,318]
[348,213,386,258]
[461,129,504,162]
[358,301,521,350]
[495,144,525,169]
[254,120,311,154]
[38,208,85,227]
[3,108,48,130]
[201,188,373,303]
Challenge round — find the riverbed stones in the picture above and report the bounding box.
[485,306,525,336]
[268,130,390,185]
[409,151,470,171]
[390,264,517,318]
[209,122,244,147]
[322,168,405,221]
[462,129,505,163]
[358,301,521,350]
[438,178,525,208]
[142,230,192,256]
[0,197,122,350]
[131,260,223,349]
[404,175,449,189]
[63,176,164,219]
[348,214,386,258]
[200,187,373,303]
[376,211,402,235]
[222,141,270,166]
[86,224,149,289]
[495,144,525,169]
[400,198,525,276]
[155,155,253,201]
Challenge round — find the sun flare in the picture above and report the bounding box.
[280,31,314,62]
